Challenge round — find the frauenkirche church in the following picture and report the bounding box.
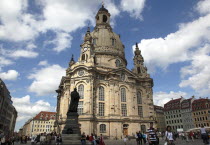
[56,5,155,139]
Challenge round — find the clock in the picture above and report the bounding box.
[84,47,88,51]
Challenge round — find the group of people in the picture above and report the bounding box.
[30,132,62,145]
[81,132,105,145]
[0,134,16,145]
[134,122,209,145]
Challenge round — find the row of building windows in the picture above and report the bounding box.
[171,125,183,130]
[166,119,182,124]
[34,125,53,128]
[33,129,52,132]
[77,101,143,117]
[78,84,142,104]
[194,116,208,121]
[193,111,210,116]
[34,121,54,124]
[165,114,181,119]
[195,123,209,127]
[165,110,181,114]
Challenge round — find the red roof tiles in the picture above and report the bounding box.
[33,111,56,120]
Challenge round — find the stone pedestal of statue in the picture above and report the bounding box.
[61,112,81,145]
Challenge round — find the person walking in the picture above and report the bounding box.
[99,134,105,145]
[147,122,158,145]
[123,135,128,145]
[200,125,209,144]
[135,132,140,145]
[165,126,174,145]
[56,134,62,145]
[142,132,147,144]
[1,135,6,145]
[138,131,143,145]
[91,133,97,145]
[81,132,86,145]
[189,131,194,142]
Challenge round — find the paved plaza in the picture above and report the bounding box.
[13,138,209,145]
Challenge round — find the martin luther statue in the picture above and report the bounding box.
[68,88,80,112]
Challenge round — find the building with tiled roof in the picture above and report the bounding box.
[181,96,195,131]
[154,105,166,132]
[21,111,56,136]
[192,98,210,128]
[164,97,185,131]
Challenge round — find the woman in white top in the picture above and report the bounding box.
[165,126,174,145]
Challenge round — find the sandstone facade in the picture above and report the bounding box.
[56,5,155,139]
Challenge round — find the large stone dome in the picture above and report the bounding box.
[90,5,126,65]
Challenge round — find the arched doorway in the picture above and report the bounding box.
[123,124,129,136]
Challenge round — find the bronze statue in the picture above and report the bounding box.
[68,88,80,112]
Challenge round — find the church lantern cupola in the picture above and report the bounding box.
[95,4,111,27]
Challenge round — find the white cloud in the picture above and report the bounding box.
[8,49,39,59]
[196,0,210,15]
[50,32,72,52]
[38,60,48,66]
[0,0,38,41]
[179,45,210,95]
[0,70,19,80]
[135,13,210,71]
[0,57,13,68]
[120,0,146,19]
[0,0,121,52]
[153,91,187,106]
[12,95,54,121]
[28,64,66,96]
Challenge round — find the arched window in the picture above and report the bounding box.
[121,88,126,102]
[141,125,146,133]
[81,54,85,61]
[115,59,120,67]
[100,124,106,133]
[78,84,84,99]
[137,91,142,104]
[99,86,104,101]
[93,38,96,45]
[103,15,107,22]
[111,38,115,46]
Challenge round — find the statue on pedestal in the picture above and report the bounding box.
[68,88,80,112]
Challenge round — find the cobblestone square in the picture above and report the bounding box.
[13,138,209,145]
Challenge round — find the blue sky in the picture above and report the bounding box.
[0,0,210,131]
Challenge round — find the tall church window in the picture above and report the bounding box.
[99,102,105,116]
[137,67,141,74]
[78,101,83,115]
[99,86,105,101]
[121,104,127,116]
[138,106,143,117]
[112,38,115,46]
[115,59,120,67]
[100,124,106,133]
[93,38,96,45]
[121,88,126,102]
[137,92,142,104]
[78,84,84,99]
[82,54,85,61]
